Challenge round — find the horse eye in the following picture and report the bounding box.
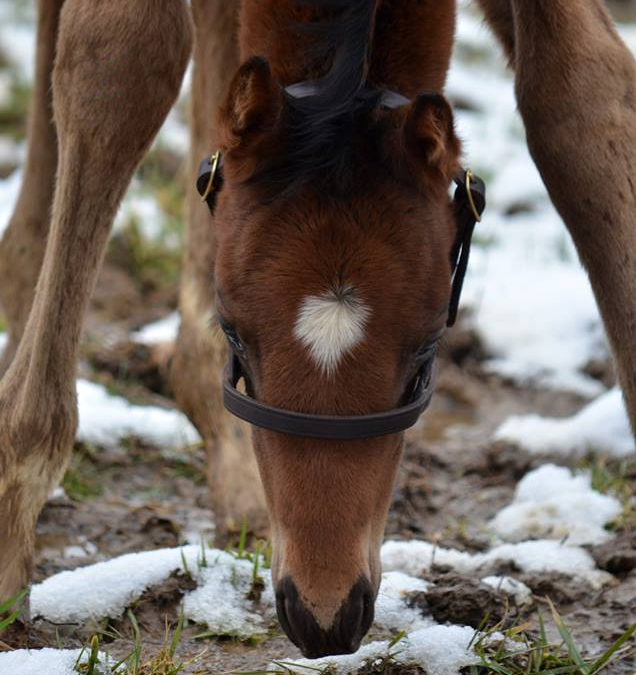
[219,319,247,357]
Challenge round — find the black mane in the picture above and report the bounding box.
[265,0,382,195]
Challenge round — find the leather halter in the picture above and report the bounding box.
[196,88,486,440]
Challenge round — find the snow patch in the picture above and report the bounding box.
[31,546,274,639]
[183,552,276,638]
[495,388,635,459]
[0,648,118,675]
[31,546,200,623]
[490,464,622,546]
[0,135,23,169]
[77,378,200,449]
[403,625,480,675]
[0,168,22,237]
[382,538,612,588]
[132,312,181,345]
[281,625,479,675]
[618,22,636,54]
[374,571,433,633]
[480,576,532,605]
[0,24,35,78]
[113,189,172,244]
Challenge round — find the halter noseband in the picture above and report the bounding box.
[196,90,485,441]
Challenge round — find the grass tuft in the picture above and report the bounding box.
[466,602,636,675]
[76,610,205,675]
[0,588,28,634]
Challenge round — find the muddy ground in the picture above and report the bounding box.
[2,253,633,674]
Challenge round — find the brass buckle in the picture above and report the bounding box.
[465,170,482,223]
[200,150,221,204]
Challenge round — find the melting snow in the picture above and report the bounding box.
[182,553,276,638]
[480,576,532,604]
[382,538,612,588]
[76,378,200,449]
[374,571,433,632]
[495,388,635,459]
[0,649,97,675]
[31,546,274,639]
[31,546,200,623]
[490,464,622,545]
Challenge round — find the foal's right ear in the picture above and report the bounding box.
[218,56,283,156]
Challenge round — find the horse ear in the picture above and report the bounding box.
[218,56,282,153]
[405,93,460,181]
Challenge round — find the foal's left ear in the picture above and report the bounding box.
[404,93,460,182]
[218,56,283,157]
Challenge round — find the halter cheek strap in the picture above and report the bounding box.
[448,169,486,327]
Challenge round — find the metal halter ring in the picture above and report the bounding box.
[200,150,221,204]
[465,169,482,223]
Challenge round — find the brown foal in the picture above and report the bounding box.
[0,0,633,660]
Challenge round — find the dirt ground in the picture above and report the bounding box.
[2,258,633,674]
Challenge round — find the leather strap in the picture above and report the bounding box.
[448,169,486,326]
[223,353,434,440]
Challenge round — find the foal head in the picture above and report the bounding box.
[212,47,460,656]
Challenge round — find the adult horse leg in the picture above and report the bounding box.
[477,0,636,432]
[172,0,268,537]
[0,0,192,599]
[474,0,515,62]
[0,0,65,375]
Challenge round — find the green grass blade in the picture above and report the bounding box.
[127,609,142,672]
[588,622,636,674]
[0,588,28,633]
[533,666,583,675]
[0,588,28,614]
[271,661,325,673]
[238,517,248,559]
[548,598,588,673]
[388,630,407,649]
[85,635,101,675]
[171,609,185,657]
[180,548,191,578]
[0,607,22,632]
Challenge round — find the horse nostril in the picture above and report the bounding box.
[275,576,375,658]
[275,582,296,647]
[336,576,375,649]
